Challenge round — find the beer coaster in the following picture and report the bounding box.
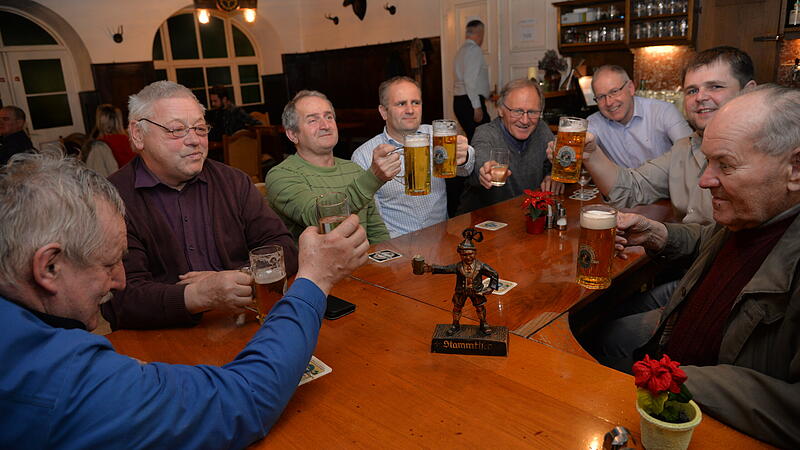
[368,249,402,263]
[299,355,332,386]
[474,220,508,231]
[483,278,517,295]
[569,189,599,201]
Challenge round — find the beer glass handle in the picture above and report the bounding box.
[391,146,406,185]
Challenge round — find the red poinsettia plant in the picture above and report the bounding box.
[520,189,554,219]
[633,354,694,423]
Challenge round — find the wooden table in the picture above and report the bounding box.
[351,194,673,337]
[107,278,766,448]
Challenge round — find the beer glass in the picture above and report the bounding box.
[551,116,588,183]
[316,192,350,234]
[432,119,458,178]
[489,148,510,187]
[576,205,617,289]
[403,132,431,196]
[249,245,287,324]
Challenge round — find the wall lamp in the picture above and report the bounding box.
[194,0,257,24]
[384,3,396,15]
[325,13,339,25]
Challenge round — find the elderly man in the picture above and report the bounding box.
[266,90,399,243]
[0,151,368,448]
[352,76,474,237]
[588,65,692,168]
[0,106,34,165]
[457,78,559,214]
[577,47,756,225]
[601,85,800,448]
[103,81,297,330]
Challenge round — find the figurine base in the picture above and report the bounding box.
[431,324,508,356]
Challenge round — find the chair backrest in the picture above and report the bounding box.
[223,129,260,181]
[256,125,289,165]
[250,111,270,126]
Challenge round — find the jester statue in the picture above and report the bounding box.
[413,228,499,336]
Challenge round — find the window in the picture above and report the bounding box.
[153,11,263,107]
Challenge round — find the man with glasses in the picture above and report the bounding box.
[588,65,692,168]
[457,78,560,214]
[104,81,298,330]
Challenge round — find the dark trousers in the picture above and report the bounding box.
[450,95,490,217]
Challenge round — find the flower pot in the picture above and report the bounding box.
[525,215,546,234]
[636,399,702,450]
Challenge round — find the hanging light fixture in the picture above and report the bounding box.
[193,0,258,23]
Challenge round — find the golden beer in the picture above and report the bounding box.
[253,269,287,324]
[316,192,349,234]
[432,119,457,178]
[551,116,588,184]
[404,133,431,196]
[576,205,617,289]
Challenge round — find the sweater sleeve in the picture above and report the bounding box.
[55,279,326,448]
[609,149,673,209]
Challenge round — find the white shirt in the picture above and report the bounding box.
[453,39,490,109]
[351,124,475,238]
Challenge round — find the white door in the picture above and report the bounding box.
[500,0,560,83]
[441,0,500,129]
[4,49,84,147]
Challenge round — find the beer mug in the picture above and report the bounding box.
[249,245,287,324]
[403,132,431,196]
[489,148,510,187]
[551,116,588,183]
[432,119,458,178]
[316,192,350,234]
[576,205,617,289]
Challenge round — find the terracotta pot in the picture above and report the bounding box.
[525,215,546,234]
[636,399,702,450]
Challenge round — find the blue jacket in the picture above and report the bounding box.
[0,278,325,449]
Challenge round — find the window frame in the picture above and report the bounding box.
[153,9,263,107]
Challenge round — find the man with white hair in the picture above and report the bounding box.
[104,81,297,329]
[604,85,800,448]
[0,151,369,447]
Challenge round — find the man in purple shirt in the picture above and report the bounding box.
[103,81,298,329]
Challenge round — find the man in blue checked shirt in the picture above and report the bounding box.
[352,76,475,238]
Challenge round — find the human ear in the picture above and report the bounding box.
[378,104,388,122]
[31,243,63,295]
[128,121,145,151]
[286,128,299,145]
[788,147,800,192]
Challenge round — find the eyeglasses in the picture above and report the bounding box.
[593,80,629,103]
[502,103,542,120]
[138,118,211,138]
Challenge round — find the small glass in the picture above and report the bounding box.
[489,148,510,187]
[316,192,350,234]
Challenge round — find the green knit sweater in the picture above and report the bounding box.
[265,154,389,243]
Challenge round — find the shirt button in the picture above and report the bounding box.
[183,216,189,222]
[188,245,195,251]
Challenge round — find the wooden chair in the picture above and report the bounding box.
[223,129,261,182]
[250,111,270,126]
[256,125,289,174]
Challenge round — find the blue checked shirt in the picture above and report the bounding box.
[352,125,475,238]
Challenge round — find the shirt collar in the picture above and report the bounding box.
[133,156,207,190]
[3,296,88,330]
[381,125,429,148]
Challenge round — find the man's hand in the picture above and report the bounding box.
[540,176,565,195]
[545,132,598,163]
[614,212,669,259]
[455,135,469,165]
[295,214,369,295]
[183,270,254,314]
[473,107,484,123]
[477,160,512,189]
[370,144,401,182]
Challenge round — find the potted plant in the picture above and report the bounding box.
[633,354,702,450]
[537,50,568,91]
[520,189,553,234]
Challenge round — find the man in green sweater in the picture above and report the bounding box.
[266,90,399,243]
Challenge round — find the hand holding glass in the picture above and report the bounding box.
[489,148,510,187]
[316,192,350,234]
[249,245,287,324]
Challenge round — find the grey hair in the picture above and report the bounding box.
[0,149,125,284]
[498,78,545,112]
[745,84,800,157]
[378,76,420,107]
[591,65,630,91]
[128,81,204,136]
[281,90,335,132]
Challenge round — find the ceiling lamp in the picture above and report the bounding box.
[194,0,257,23]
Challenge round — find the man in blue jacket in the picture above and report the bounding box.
[0,151,368,448]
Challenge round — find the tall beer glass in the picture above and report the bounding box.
[576,204,617,289]
[432,119,457,178]
[404,132,431,196]
[551,116,588,183]
[249,245,287,324]
[316,192,349,234]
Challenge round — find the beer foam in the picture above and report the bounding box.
[559,122,587,133]
[405,133,429,147]
[254,269,285,284]
[580,209,616,230]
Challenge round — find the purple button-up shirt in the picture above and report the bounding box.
[134,162,224,272]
